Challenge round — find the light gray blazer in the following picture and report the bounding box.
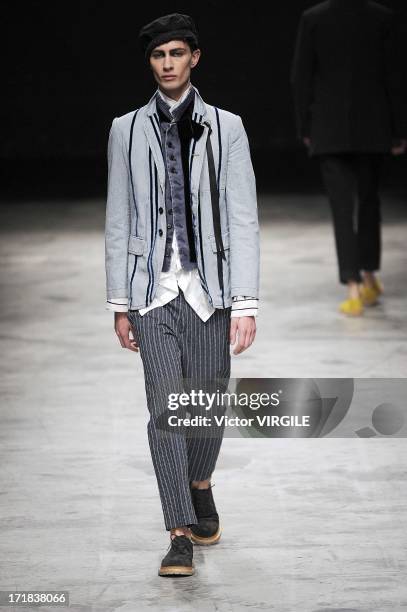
[105,84,260,310]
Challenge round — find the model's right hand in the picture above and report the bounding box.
[114,312,139,352]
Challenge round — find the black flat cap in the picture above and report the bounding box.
[139,13,199,58]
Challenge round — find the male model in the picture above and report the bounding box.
[291,0,406,316]
[104,13,260,576]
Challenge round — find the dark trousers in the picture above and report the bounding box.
[127,289,231,531]
[320,153,383,284]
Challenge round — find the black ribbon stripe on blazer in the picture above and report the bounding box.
[204,121,227,308]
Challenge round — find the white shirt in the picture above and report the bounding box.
[106,83,258,320]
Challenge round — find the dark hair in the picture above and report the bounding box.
[183,36,199,53]
[148,37,199,59]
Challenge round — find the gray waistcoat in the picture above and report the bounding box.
[156,89,198,273]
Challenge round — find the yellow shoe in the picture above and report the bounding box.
[373,278,384,294]
[339,297,364,316]
[359,279,383,306]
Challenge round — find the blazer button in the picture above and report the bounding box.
[158,229,163,236]
[167,224,172,229]
[159,207,163,214]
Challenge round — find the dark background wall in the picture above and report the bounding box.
[3,0,407,196]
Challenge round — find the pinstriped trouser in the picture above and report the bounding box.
[127,289,231,531]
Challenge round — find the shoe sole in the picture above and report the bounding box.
[190,526,222,546]
[158,564,195,576]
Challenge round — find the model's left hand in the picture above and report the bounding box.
[230,317,256,355]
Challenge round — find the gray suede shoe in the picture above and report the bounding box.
[158,535,195,576]
[189,485,222,545]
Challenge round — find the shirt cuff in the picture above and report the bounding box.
[106,298,128,313]
[231,296,259,317]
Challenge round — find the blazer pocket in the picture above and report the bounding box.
[208,230,230,253]
[128,235,146,255]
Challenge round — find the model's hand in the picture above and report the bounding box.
[391,139,407,156]
[303,136,311,148]
[230,317,256,355]
[114,312,139,352]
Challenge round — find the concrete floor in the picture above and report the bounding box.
[0,194,406,611]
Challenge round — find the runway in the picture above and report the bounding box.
[1,193,406,611]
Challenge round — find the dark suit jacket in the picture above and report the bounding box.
[291,0,405,156]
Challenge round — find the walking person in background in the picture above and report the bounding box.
[291,0,406,316]
[105,13,260,576]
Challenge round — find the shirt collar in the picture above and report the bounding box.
[157,82,193,115]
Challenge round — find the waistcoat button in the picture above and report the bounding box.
[159,207,163,214]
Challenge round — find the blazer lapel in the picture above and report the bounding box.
[143,92,165,191]
[188,85,211,194]
[189,122,211,194]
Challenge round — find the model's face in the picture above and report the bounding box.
[149,40,201,94]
